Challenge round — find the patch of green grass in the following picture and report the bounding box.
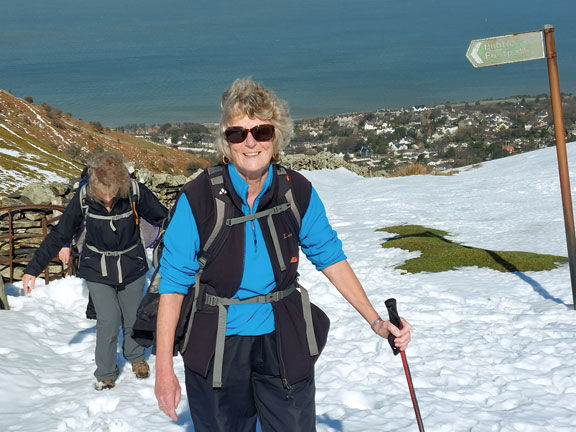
[377,225,568,273]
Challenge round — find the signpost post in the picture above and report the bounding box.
[467,25,576,309]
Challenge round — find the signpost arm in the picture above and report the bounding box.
[543,24,576,309]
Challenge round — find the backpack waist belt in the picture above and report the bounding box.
[85,242,140,284]
[203,281,319,388]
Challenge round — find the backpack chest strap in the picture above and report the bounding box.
[86,210,134,232]
[226,203,291,226]
[226,202,292,272]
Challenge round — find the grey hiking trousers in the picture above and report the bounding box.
[87,274,146,381]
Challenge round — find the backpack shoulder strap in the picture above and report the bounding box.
[128,179,150,252]
[78,183,88,216]
[131,178,140,200]
[198,165,236,268]
[76,184,89,249]
[275,165,302,229]
[130,179,141,226]
[178,165,236,354]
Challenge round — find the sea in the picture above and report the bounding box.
[2,0,575,127]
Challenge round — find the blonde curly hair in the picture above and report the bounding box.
[87,152,131,200]
[215,78,294,163]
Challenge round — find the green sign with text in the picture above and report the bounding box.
[466,31,545,68]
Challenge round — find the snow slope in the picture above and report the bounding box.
[2,144,576,431]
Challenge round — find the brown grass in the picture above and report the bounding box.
[389,164,459,177]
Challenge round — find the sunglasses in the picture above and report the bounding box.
[224,124,275,144]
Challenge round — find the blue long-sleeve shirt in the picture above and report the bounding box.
[158,164,346,335]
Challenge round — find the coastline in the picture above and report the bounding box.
[113,92,564,129]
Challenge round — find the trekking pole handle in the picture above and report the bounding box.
[385,298,402,356]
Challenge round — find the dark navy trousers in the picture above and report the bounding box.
[185,332,316,432]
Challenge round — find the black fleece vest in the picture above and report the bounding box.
[179,165,330,385]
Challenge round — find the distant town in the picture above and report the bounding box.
[115,93,576,175]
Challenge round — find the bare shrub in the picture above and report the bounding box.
[391,164,429,177]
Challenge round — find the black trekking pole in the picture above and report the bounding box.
[385,298,425,432]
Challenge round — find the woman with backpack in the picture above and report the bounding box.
[154,78,412,431]
[22,151,168,390]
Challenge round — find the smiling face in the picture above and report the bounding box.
[227,114,275,182]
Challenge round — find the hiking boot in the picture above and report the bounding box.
[132,360,150,379]
[95,379,116,391]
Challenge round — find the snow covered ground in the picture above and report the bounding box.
[2,143,576,431]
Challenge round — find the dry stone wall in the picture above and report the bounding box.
[282,152,373,177]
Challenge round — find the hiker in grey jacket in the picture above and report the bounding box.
[154,78,412,431]
[22,151,168,390]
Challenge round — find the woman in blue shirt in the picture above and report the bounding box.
[154,78,411,431]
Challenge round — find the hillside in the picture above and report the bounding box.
[0,90,209,197]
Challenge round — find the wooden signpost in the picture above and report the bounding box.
[467,25,576,309]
